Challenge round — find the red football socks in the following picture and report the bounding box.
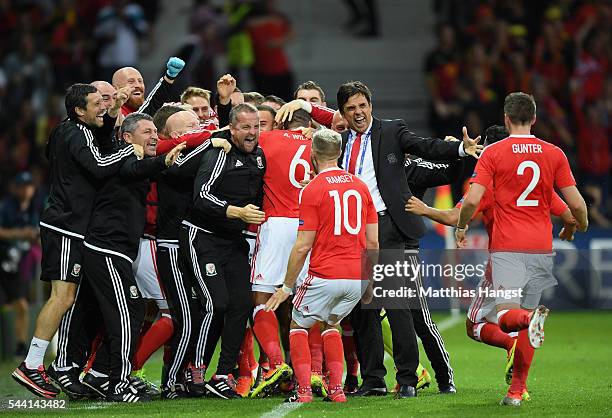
[289,329,311,390]
[308,326,323,375]
[253,307,284,367]
[132,315,174,371]
[498,309,531,333]
[475,322,515,351]
[238,327,255,377]
[322,329,344,388]
[510,329,535,393]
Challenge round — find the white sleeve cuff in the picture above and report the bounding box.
[300,100,312,113]
[458,142,467,157]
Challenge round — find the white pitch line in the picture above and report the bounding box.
[436,313,463,332]
[383,313,462,360]
[260,402,303,418]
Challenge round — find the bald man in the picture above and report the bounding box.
[331,110,349,133]
[90,81,116,112]
[112,57,185,117]
[155,110,232,398]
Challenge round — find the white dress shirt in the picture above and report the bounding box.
[342,120,387,212]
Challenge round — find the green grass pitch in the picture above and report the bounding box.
[1,311,610,417]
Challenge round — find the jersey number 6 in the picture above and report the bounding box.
[289,145,311,188]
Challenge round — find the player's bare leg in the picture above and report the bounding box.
[12,280,76,398]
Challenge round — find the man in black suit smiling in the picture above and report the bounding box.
[275,81,481,398]
[335,81,480,398]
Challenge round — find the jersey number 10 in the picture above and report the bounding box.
[329,189,362,235]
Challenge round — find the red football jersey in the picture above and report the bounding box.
[457,189,568,249]
[259,129,312,219]
[471,135,576,251]
[298,168,378,279]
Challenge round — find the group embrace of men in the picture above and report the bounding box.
[11,54,588,407]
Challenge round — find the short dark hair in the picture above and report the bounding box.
[257,104,277,119]
[153,105,184,135]
[230,103,258,125]
[284,109,311,130]
[121,113,154,137]
[65,83,97,120]
[243,91,265,105]
[504,92,536,125]
[483,125,508,146]
[337,81,372,114]
[294,80,326,102]
[263,94,286,106]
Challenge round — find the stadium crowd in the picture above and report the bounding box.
[0,0,605,408]
[426,0,611,225]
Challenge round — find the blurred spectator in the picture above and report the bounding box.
[93,0,149,82]
[3,33,53,115]
[172,0,225,94]
[50,3,88,93]
[0,172,41,356]
[531,76,574,150]
[247,0,295,101]
[424,23,463,139]
[343,0,380,37]
[226,0,255,86]
[428,0,612,226]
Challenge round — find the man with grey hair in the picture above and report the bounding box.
[266,128,379,403]
[59,113,185,403]
[179,103,266,399]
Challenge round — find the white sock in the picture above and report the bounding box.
[89,368,109,378]
[24,337,49,369]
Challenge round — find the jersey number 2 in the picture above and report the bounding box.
[329,190,362,235]
[516,160,540,207]
[289,145,311,188]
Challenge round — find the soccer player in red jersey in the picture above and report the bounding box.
[266,128,379,403]
[407,125,577,400]
[248,109,313,397]
[456,93,588,406]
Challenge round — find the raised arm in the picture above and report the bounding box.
[405,157,464,190]
[68,125,135,179]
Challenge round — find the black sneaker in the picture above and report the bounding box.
[205,375,239,399]
[47,364,91,399]
[82,372,109,399]
[107,384,151,403]
[344,374,359,394]
[161,383,190,400]
[184,363,207,397]
[439,384,457,394]
[12,362,60,399]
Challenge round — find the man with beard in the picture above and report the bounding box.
[112,58,185,117]
[180,103,266,399]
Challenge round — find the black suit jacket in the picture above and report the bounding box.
[340,117,461,242]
